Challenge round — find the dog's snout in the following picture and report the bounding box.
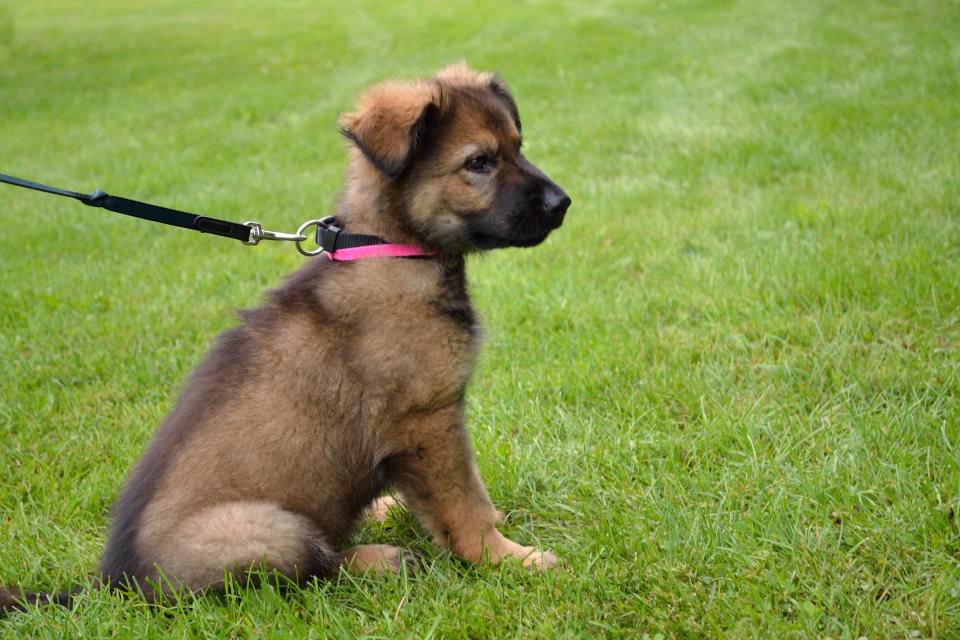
[544,186,571,219]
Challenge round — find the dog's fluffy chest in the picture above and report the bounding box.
[329,258,479,412]
[272,256,481,415]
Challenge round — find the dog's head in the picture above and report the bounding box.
[338,63,570,253]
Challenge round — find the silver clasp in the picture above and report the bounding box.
[243,219,336,257]
[243,221,308,246]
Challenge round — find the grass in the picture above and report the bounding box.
[1,0,958,637]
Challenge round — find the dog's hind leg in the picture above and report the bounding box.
[142,501,338,594]
[338,544,417,574]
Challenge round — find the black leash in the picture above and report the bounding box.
[0,172,253,242]
[0,172,394,257]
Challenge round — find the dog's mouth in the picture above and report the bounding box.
[465,230,515,250]
[466,215,564,250]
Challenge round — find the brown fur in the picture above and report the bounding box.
[2,63,570,613]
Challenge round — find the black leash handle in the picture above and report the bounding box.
[0,172,253,242]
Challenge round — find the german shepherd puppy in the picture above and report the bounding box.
[1,62,570,612]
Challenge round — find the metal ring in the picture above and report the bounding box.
[243,221,263,246]
[295,219,328,257]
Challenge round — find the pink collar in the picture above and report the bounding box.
[327,243,436,261]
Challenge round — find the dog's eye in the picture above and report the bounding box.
[464,156,493,173]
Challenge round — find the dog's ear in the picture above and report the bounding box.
[339,81,442,179]
[488,75,522,134]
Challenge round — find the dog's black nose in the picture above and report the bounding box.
[544,187,571,219]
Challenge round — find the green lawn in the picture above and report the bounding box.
[1,0,958,637]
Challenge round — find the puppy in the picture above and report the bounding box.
[1,62,570,612]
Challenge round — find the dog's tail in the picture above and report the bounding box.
[0,585,85,616]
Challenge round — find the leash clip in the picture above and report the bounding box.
[242,221,307,246]
[244,217,339,257]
